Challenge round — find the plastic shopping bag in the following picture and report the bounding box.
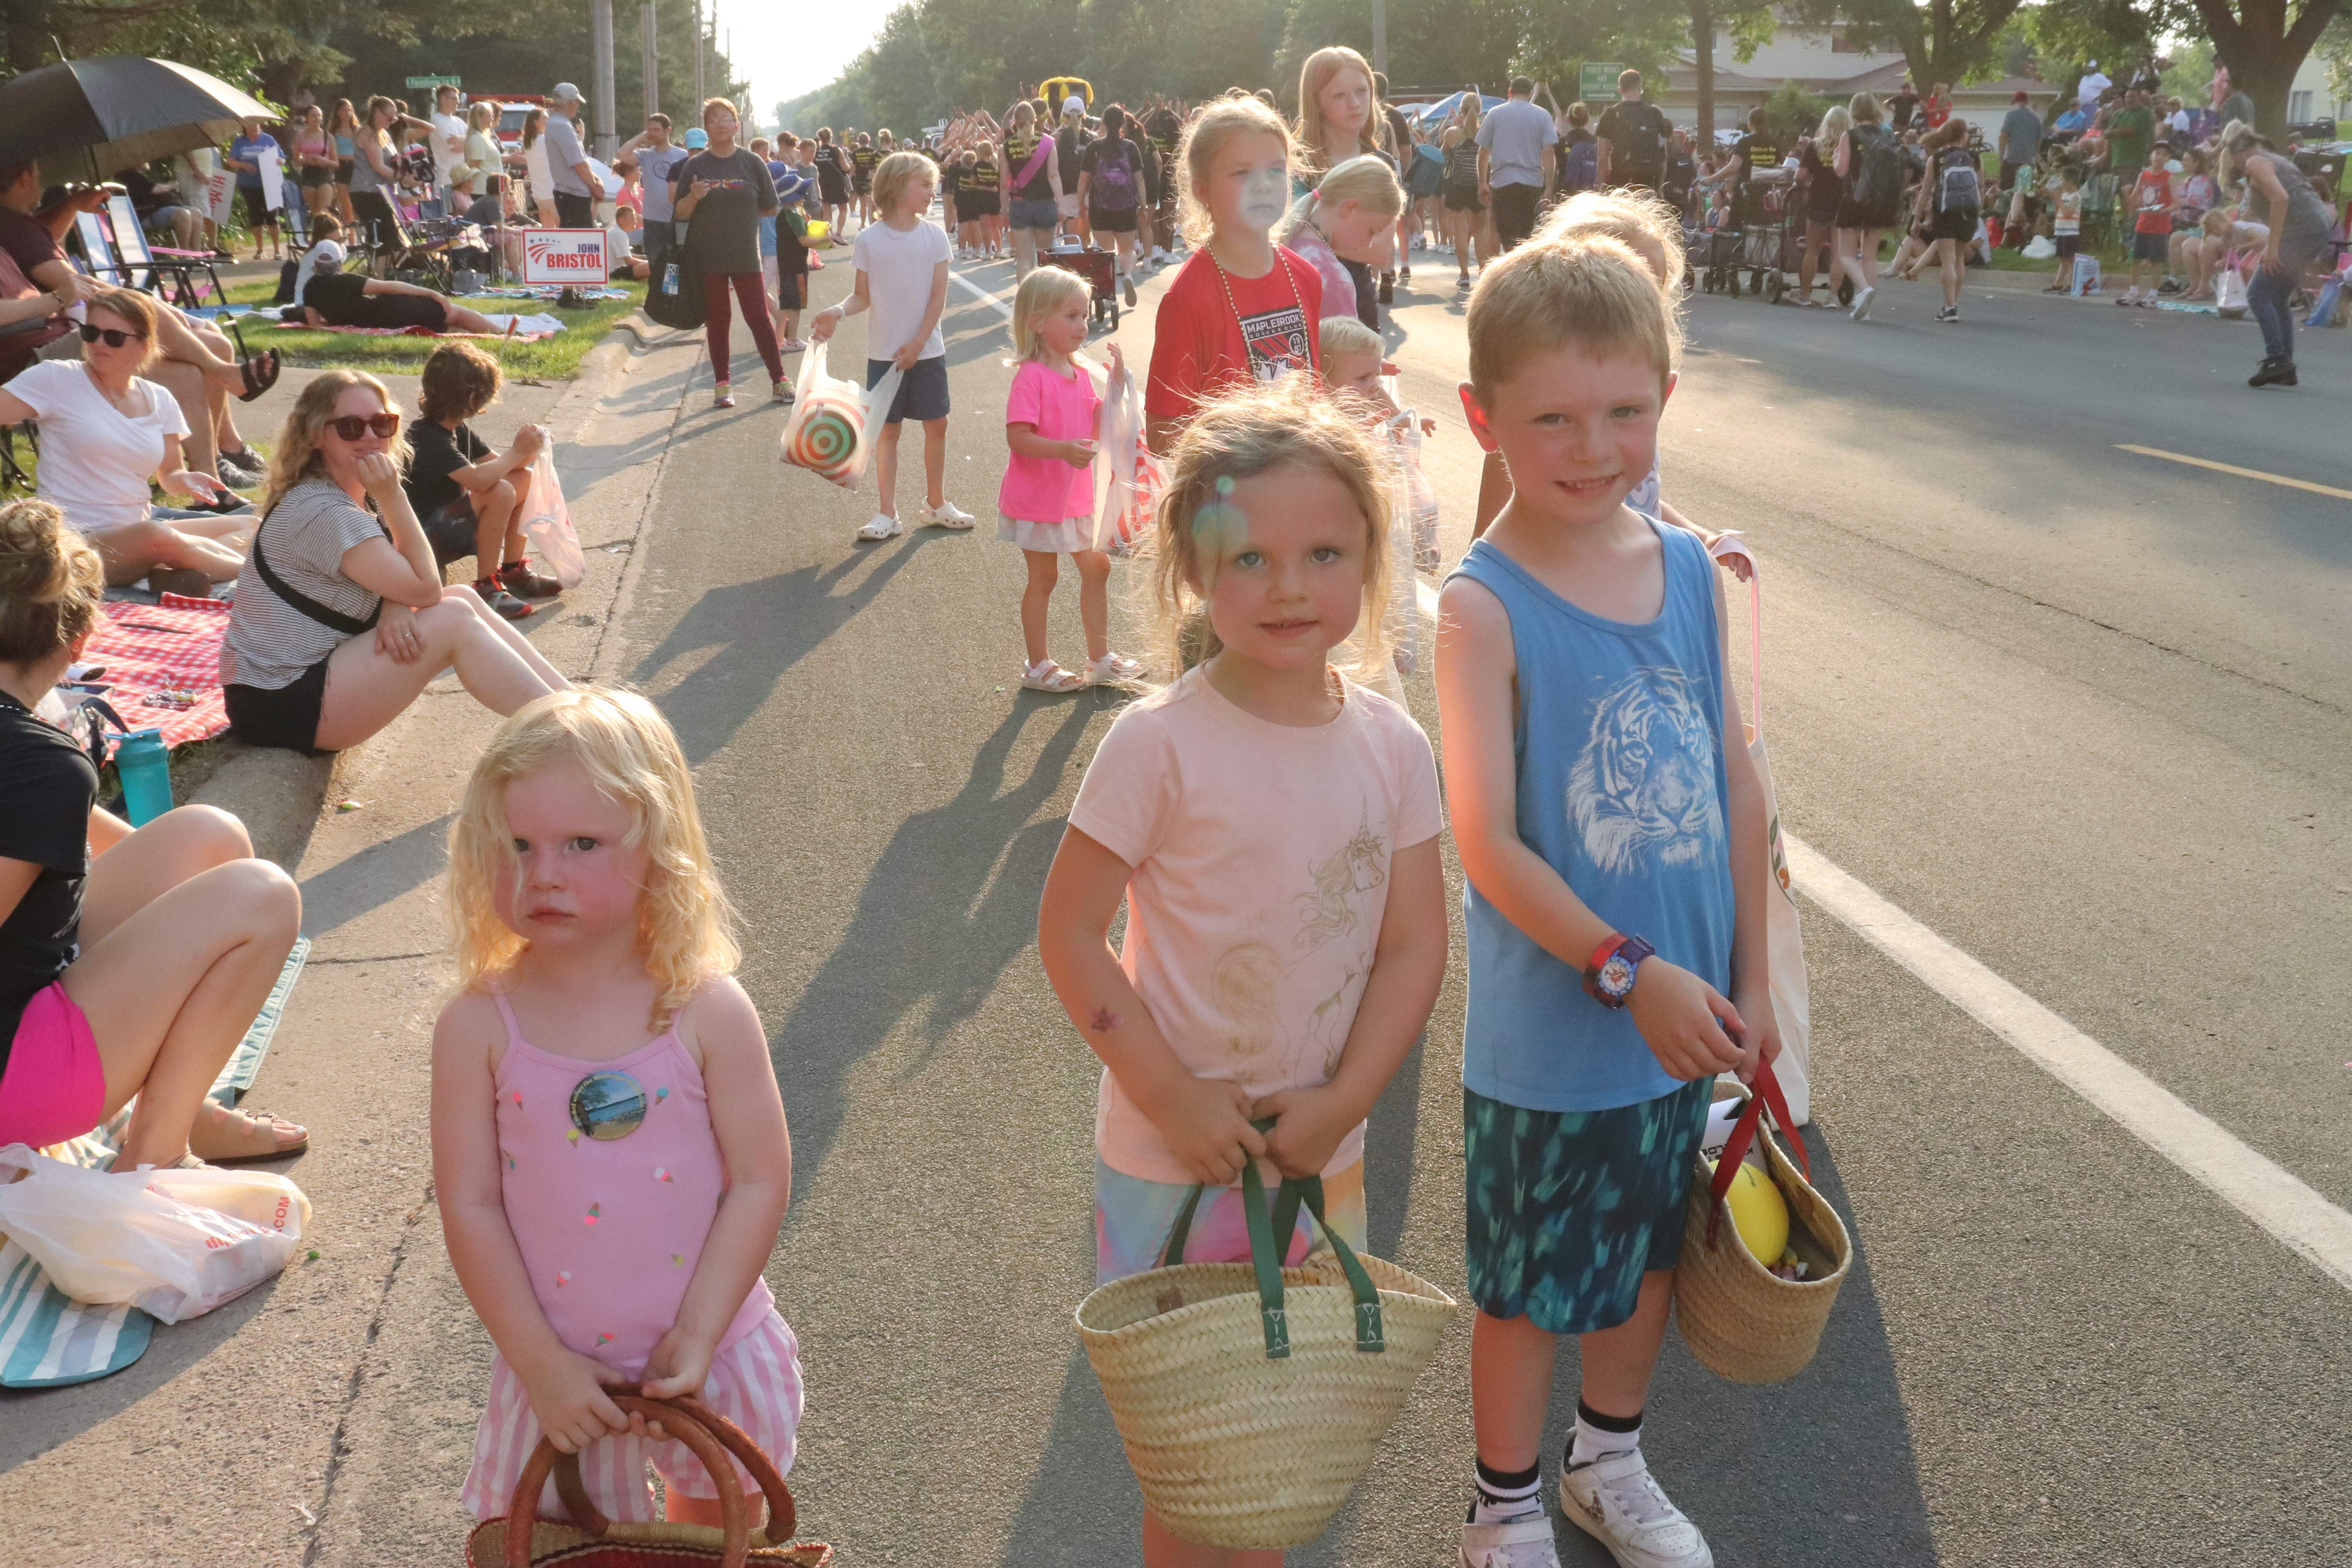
[2214,263,2249,318]
[516,450,586,589]
[0,1144,311,1323]
[1089,353,1163,556]
[781,339,902,491]
[1706,537,1812,1125]
[1379,406,1437,677]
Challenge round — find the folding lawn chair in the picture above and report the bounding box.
[1,421,38,494]
[2080,172,2122,251]
[108,194,223,307]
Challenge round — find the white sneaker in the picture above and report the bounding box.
[1560,1450,1714,1568]
[1849,285,1876,321]
[1460,1512,1561,1568]
[855,512,902,541]
[918,499,975,530]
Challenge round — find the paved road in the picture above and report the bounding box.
[5,240,2346,1566]
[595,247,2352,1565]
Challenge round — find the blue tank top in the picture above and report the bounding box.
[1449,521,1737,1112]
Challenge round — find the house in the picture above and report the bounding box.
[1646,20,2055,138]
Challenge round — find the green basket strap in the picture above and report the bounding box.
[1238,1156,1290,1358]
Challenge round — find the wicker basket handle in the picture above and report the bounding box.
[1158,1125,1387,1361]
[1707,1057,1807,1245]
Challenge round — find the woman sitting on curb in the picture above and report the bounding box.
[401,343,562,622]
[0,498,305,1169]
[0,287,254,598]
[221,369,571,756]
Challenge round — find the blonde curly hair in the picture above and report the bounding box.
[447,688,739,1028]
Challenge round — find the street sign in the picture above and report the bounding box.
[1579,62,1623,103]
[406,75,461,90]
[521,228,608,285]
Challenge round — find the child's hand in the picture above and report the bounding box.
[1062,437,1098,468]
[891,342,921,371]
[1140,1072,1267,1186]
[1728,981,1782,1085]
[808,306,842,342]
[1104,341,1125,379]
[638,1326,715,1403]
[517,1347,632,1455]
[1625,958,1746,1082]
[1420,415,1439,437]
[1252,1083,1358,1181]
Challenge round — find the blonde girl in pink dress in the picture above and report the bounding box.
[433,688,802,1532]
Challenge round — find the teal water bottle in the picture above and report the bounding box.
[114,727,173,827]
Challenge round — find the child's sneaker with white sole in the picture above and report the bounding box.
[1559,1450,1714,1568]
[1459,1514,1561,1568]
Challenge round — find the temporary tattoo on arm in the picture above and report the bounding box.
[1089,1007,1123,1034]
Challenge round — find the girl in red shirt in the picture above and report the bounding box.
[1144,98,1324,452]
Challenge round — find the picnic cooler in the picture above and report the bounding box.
[1675,1059,1851,1384]
[465,1388,831,1568]
[1075,1154,1457,1551]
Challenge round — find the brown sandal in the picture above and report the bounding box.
[188,1102,308,1164]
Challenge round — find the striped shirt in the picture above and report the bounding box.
[224,476,384,691]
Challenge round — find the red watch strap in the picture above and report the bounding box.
[1587,933,1627,975]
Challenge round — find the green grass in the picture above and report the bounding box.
[220,278,644,381]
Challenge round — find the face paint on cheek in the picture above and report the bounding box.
[1240,169,1292,228]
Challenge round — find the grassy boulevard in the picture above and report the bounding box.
[216,277,646,381]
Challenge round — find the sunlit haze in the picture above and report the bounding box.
[723,0,895,124]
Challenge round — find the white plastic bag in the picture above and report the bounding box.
[1706,537,1812,1125]
[1379,405,1435,677]
[0,1144,310,1323]
[2214,264,2249,318]
[2022,234,2056,260]
[781,339,902,490]
[515,450,586,589]
[1089,354,1161,556]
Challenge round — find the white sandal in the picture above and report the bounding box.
[1020,660,1086,693]
[1085,651,1143,684]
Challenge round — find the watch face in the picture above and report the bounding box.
[1598,953,1637,998]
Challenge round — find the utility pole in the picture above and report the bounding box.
[1371,0,1387,80]
[693,0,705,108]
[642,2,659,122]
[590,0,617,160]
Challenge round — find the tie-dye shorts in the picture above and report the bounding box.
[1463,1078,1711,1336]
[1094,1156,1369,1287]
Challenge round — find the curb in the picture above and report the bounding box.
[189,312,673,872]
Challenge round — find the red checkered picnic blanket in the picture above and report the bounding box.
[270,322,554,342]
[85,594,230,753]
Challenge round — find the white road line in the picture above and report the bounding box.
[949,269,1013,321]
[1786,832,2352,1293]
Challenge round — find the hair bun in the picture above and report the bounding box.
[0,497,75,603]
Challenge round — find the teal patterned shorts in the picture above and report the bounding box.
[1463,1078,1712,1336]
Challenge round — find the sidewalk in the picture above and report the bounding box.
[0,315,710,1566]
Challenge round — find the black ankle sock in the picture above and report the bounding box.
[1575,1398,1643,1433]
[1468,1456,1543,1522]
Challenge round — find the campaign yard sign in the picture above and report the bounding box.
[522,229,607,285]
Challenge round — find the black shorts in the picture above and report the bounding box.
[2133,230,2169,263]
[1442,183,1484,214]
[419,496,480,565]
[1930,206,1977,243]
[867,353,949,423]
[961,191,1000,218]
[1491,183,1541,249]
[298,165,332,190]
[336,158,355,184]
[1835,197,1899,230]
[237,186,278,228]
[1089,207,1138,233]
[2055,233,2080,258]
[224,657,331,755]
[776,268,804,310]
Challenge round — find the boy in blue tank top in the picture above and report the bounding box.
[1435,236,1781,1568]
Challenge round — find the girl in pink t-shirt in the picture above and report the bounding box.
[1037,383,1447,1568]
[434,690,804,1532]
[1000,267,1144,692]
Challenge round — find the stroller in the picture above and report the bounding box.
[1043,243,1122,327]
[1741,168,1805,302]
[1686,214,1743,294]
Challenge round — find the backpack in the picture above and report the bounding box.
[1851,125,1905,209]
[1936,150,1980,214]
[1093,139,1139,211]
[1563,134,1599,192]
[1626,103,1667,175]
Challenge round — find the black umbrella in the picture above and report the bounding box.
[0,56,276,179]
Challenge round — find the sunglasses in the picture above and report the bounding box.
[78,323,147,348]
[568,1069,652,1142]
[325,413,401,441]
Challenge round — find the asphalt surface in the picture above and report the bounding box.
[4,238,2348,1567]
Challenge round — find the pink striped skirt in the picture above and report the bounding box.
[461,1310,803,1523]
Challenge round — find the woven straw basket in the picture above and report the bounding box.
[1676,1060,1851,1385]
[1076,1160,1458,1551]
[464,1388,832,1568]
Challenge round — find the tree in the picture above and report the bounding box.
[1797,0,2034,97]
[2192,0,2343,131]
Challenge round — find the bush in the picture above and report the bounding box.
[1759,80,1835,148]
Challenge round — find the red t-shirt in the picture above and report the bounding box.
[2132,169,2174,234]
[1144,246,1323,423]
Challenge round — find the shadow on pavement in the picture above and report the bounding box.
[998,1123,1937,1566]
[298,811,455,939]
[770,692,1112,1182]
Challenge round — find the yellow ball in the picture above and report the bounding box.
[1716,1159,1790,1264]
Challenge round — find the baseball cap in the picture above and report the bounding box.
[1061,96,1086,119]
[684,128,708,149]
[552,82,584,105]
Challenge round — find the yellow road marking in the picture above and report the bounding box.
[2117,444,2352,502]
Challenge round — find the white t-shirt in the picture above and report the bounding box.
[604,224,637,270]
[1066,667,1445,1184]
[2078,70,2111,107]
[850,217,952,361]
[4,359,189,530]
[430,111,468,183]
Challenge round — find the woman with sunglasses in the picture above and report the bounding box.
[295,212,505,334]
[0,287,254,597]
[0,497,306,1169]
[221,370,570,755]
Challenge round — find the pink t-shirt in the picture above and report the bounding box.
[998,358,1102,523]
[1281,221,1356,323]
[1067,667,1444,1184]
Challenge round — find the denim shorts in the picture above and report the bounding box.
[866,354,949,424]
[1009,197,1058,231]
[1463,1077,1711,1336]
